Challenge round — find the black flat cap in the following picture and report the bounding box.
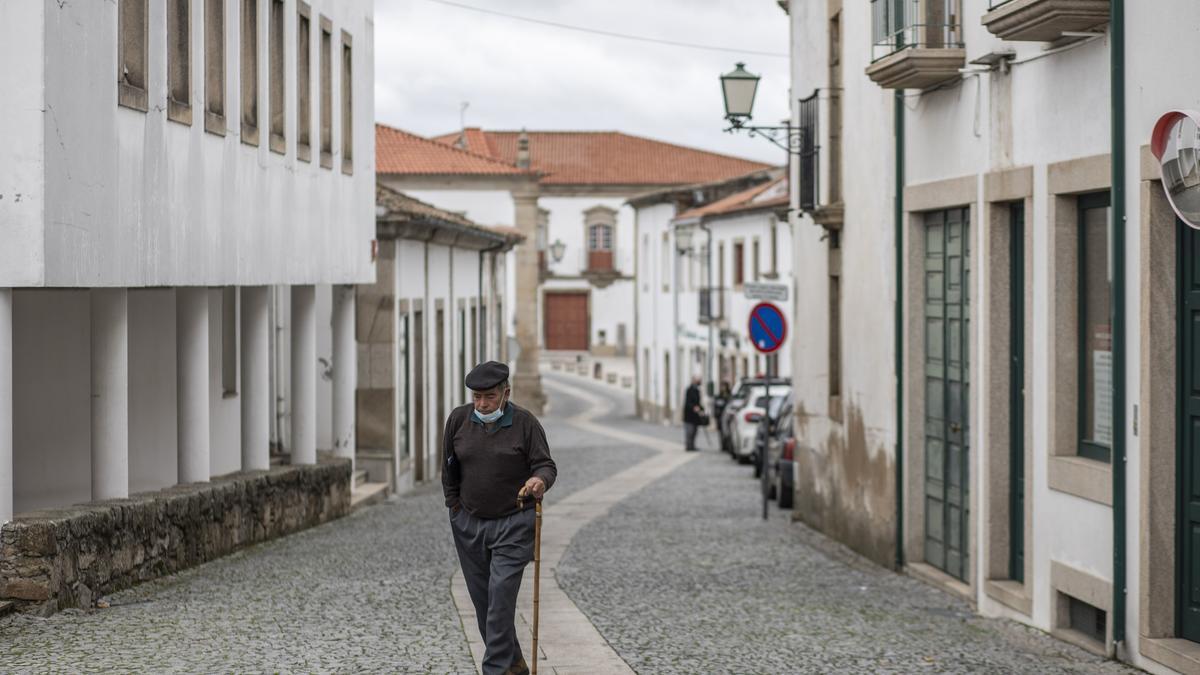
[465,361,510,391]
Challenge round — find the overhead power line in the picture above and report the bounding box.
[419,0,790,59]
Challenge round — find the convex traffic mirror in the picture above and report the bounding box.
[1152,110,1200,229]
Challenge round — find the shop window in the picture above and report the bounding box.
[167,0,192,124]
[240,0,259,146]
[1077,192,1112,462]
[268,0,285,153]
[204,0,225,134]
[296,2,312,161]
[319,16,332,168]
[341,30,353,174]
[118,0,149,111]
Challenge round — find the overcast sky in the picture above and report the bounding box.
[374,0,791,165]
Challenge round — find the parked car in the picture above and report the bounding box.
[764,402,796,509]
[719,376,789,455]
[750,392,791,477]
[730,384,791,465]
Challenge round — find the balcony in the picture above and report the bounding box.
[866,0,966,90]
[982,0,1109,43]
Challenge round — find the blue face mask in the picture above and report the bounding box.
[474,396,507,424]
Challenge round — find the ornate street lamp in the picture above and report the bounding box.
[719,62,802,155]
[549,239,566,263]
[720,63,761,128]
[674,225,695,255]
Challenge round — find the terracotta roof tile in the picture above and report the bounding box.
[432,130,771,186]
[675,176,790,221]
[376,123,529,176]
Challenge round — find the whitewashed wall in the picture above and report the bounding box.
[633,202,682,420]
[0,0,375,288]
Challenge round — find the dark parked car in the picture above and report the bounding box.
[766,408,796,509]
[751,392,791,478]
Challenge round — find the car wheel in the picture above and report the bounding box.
[777,483,794,509]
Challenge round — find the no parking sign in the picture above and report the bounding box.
[747,302,787,354]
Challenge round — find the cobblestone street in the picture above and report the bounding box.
[0,372,1131,674]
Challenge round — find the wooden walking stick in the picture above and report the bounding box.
[518,490,544,675]
[531,498,542,675]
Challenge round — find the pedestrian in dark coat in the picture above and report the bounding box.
[443,361,557,675]
[683,375,704,451]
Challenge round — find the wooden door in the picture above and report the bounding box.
[924,207,971,581]
[544,292,589,351]
[1179,218,1200,642]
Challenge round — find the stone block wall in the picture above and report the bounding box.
[0,457,351,616]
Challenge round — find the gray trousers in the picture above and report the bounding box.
[684,422,698,450]
[450,506,535,674]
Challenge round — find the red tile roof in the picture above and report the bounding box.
[433,129,772,186]
[376,123,530,176]
[675,176,789,221]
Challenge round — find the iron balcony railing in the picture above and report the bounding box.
[871,0,964,62]
[797,91,820,212]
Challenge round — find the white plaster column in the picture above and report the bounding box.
[331,284,355,465]
[91,288,129,501]
[177,287,211,483]
[290,285,316,465]
[241,286,270,472]
[0,289,12,524]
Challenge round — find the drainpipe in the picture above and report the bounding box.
[703,222,715,390]
[1110,0,1127,654]
[894,90,906,571]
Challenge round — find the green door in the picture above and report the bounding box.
[924,208,971,581]
[1179,218,1200,641]
[1010,203,1025,583]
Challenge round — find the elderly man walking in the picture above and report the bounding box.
[443,361,558,675]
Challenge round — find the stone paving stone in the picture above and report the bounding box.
[0,379,650,674]
[554,380,1135,675]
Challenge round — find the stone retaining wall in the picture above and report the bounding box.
[0,457,351,616]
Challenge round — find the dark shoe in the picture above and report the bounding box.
[506,657,530,675]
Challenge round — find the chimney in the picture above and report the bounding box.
[516,129,531,169]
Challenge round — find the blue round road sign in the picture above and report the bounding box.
[747,302,787,354]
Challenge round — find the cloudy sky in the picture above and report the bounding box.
[374,0,791,165]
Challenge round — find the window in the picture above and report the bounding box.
[268,0,285,154]
[588,223,613,251]
[340,30,353,174]
[240,0,259,146]
[167,0,192,124]
[718,242,726,315]
[661,232,670,292]
[296,2,312,161]
[204,0,225,134]
[1078,192,1112,462]
[828,11,842,203]
[752,237,761,281]
[769,219,779,276]
[733,241,745,288]
[118,0,149,111]
[319,16,333,168]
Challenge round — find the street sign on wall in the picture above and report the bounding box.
[747,301,787,354]
[743,282,789,303]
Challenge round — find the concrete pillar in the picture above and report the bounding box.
[241,286,270,472]
[512,188,546,414]
[0,289,11,524]
[291,285,316,465]
[331,284,355,465]
[177,287,210,483]
[91,288,129,501]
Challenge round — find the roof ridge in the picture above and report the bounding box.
[452,129,772,166]
[376,122,527,172]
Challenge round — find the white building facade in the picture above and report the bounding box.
[0,0,374,522]
[783,0,1200,671]
[631,170,790,422]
